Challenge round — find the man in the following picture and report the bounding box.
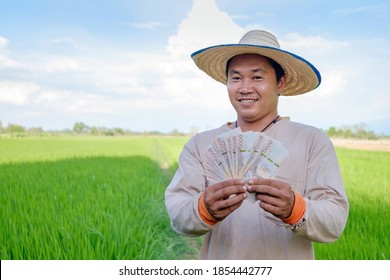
[165,30,349,259]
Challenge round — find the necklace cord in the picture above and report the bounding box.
[235,115,280,132]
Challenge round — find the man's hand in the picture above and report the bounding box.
[247,178,294,219]
[204,179,247,221]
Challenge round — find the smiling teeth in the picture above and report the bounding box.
[240,99,256,103]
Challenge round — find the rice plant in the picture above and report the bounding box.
[0,137,388,259]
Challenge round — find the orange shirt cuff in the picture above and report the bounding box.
[198,193,218,225]
[281,191,306,225]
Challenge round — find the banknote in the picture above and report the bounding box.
[203,129,289,203]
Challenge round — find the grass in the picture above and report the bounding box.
[314,147,390,259]
[0,136,195,260]
[0,136,389,259]
[0,156,187,259]
[0,136,186,167]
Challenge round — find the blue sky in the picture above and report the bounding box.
[1,0,389,134]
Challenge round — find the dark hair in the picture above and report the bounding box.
[268,58,285,82]
[226,55,285,82]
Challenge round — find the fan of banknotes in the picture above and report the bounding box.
[203,127,289,202]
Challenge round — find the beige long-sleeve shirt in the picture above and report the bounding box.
[165,119,349,259]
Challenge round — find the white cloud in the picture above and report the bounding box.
[231,14,252,20]
[315,69,349,97]
[1,0,243,127]
[50,37,82,48]
[334,4,390,16]
[243,24,269,32]
[48,0,240,118]
[0,81,39,105]
[1,0,388,134]
[68,93,111,113]
[35,89,113,114]
[0,36,22,68]
[167,0,244,57]
[22,111,45,117]
[126,22,168,30]
[256,12,274,18]
[0,53,20,68]
[34,89,72,104]
[0,36,9,48]
[39,57,88,73]
[0,35,90,72]
[281,33,350,56]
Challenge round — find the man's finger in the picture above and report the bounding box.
[248,184,280,198]
[248,178,284,190]
[211,178,246,191]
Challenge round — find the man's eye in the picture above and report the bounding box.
[231,76,241,81]
[253,76,262,80]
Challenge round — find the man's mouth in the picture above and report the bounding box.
[238,97,259,103]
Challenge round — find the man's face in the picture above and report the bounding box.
[227,53,285,127]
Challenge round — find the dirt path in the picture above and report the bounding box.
[331,138,390,152]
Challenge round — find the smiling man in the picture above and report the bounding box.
[227,53,284,132]
[165,30,349,259]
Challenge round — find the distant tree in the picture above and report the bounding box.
[6,123,26,134]
[170,129,181,136]
[190,126,200,135]
[325,123,378,139]
[90,126,99,136]
[0,119,3,133]
[27,127,44,135]
[354,123,377,139]
[326,126,337,138]
[60,129,73,134]
[342,125,353,138]
[112,128,124,135]
[73,122,90,134]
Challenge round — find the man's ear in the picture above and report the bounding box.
[278,76,286,93]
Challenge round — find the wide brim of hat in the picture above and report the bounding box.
[191,44,321,96]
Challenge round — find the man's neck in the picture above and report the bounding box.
[237,114,280,132]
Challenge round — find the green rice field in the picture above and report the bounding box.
[0,136,389,260]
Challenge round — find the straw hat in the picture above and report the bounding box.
[191,30,321,96]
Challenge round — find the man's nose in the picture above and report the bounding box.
[239,79,253,94]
